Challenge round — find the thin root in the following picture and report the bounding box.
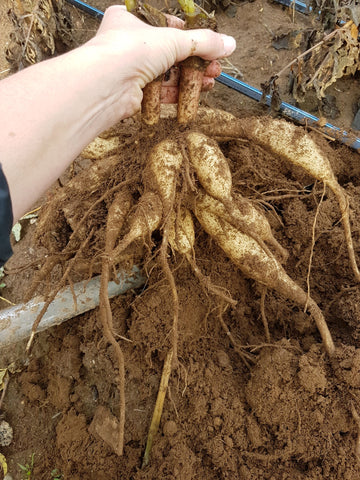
[159,225,179,368]
[305,183,326,310]
[351,402,360,461]
[26,227,95,353]
[260,286,271,343]
[186,254,237,306]
[217,302,255,367]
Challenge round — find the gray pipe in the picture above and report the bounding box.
[0,266,145,347]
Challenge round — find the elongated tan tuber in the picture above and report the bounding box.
[110,192,162,263]
[186,131,232,202]
[192,110,360,282]
[195,190,288,261]
[168,207,195,255]
[242,117,360,283]
[194,204,335,356]
[81,137,119,160]
[143,139,183,215]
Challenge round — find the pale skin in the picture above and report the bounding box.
[0,6,236,222]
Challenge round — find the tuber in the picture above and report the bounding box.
[143,139,183,216]
[195,189,288,260]
[186,131,232,202]
[168,207,195,255]
[242,117,360,283]
[192,108,360,282]
[110,192,162,263]
[194,203,335,356]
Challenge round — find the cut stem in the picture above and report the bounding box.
[177,57,206,124]
[142,349,173,468]
[142,76,163,125]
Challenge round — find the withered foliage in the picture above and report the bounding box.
[5,0,74,71]
[310,0,360,29]
[265,1,360,104]
[290,19,360,102]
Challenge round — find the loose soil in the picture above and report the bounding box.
[1,1,360,479]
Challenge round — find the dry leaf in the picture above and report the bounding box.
[289,22,360,102]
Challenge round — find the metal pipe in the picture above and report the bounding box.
[0,266,145,347]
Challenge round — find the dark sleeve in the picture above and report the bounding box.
[0,164,13,267]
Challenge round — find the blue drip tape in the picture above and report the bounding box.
[66,0,104,18]
[65,0,360,151]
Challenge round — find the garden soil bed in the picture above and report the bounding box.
[1,1,360,479]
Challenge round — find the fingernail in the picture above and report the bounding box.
[221,34,236,56]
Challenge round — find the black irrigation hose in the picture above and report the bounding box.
[64,0,360,151]
[272,0,311,14]
[217,74,360,150]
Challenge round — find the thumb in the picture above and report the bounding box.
[171,28,236,62]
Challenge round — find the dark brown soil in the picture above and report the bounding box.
[1,1,360,480]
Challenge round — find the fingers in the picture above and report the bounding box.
[163,60,221,87]
[205,60,222,78]
[201,76,215,92]
[99,6,236,62]
[165,14,236,61]
[161,86,178,104]
[99,7,185,34]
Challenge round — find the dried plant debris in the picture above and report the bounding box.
[289,20,360,102]
[272,28,314,51]
[5,0,74,72]
[196,0,253,16]
[265,1,360,106]
[310,0,360,30]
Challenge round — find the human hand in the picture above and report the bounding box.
[85,5,236,123]
[160,15,223,104]
[161,61,221,103]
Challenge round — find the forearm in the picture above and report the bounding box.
[0,44,130,221]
